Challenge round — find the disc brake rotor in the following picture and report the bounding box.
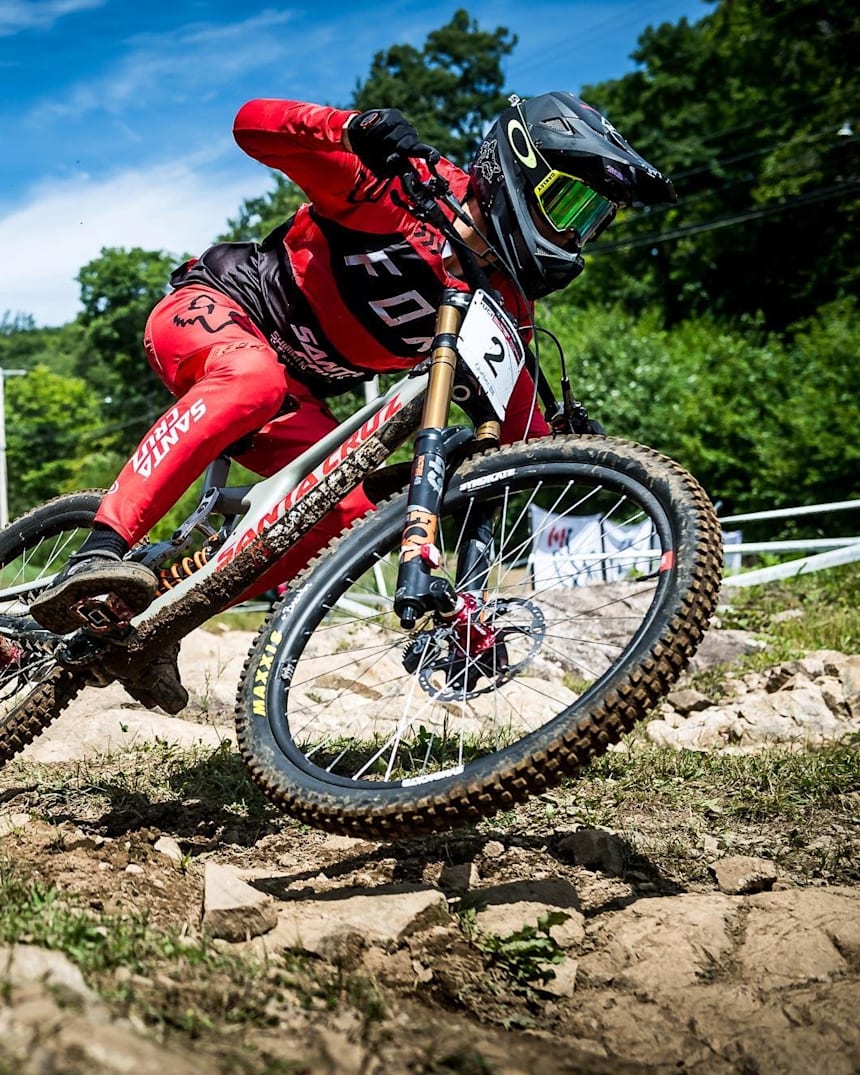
[403,597,546,701]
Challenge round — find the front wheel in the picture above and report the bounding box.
[236,438,723,837]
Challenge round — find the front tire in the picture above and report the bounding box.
[236,438,722,837]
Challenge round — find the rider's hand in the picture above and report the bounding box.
[346,108,438,177]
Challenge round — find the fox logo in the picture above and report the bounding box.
[173,294,255,335]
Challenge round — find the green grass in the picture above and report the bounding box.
[0,859,275,1033]
[1,562,857,1051]
[721,562,860,658]
[585,742,860,823]
[4,739,278,838]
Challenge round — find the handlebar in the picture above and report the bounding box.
[393,153,495,296]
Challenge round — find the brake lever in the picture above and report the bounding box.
[395,153,494,295]
[400,165,451,227]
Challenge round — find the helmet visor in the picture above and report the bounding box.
[534,171,616,245]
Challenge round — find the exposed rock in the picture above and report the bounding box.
[578,893,736,997]
[249,884,448,957]
[57,822,101,851]
[687,627,763,670]
[202,861,279,942]
[463,877,585,948]
[666,687,713,714]
[738,888,860,985]
[0,946,209,1075]
[844,653,860,719]
[556,829,626,876]
[439,861,480,895]
[482,839,505,859]
[153,835,184,864]
[535,956,578,998]
[710,855,778,895]
[647,649,860,752]
[0,811,30,838]
[25,709,232,764]
[2,626,858,1072]
[0,945,96,1002]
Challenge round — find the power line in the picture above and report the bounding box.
[589,180,860,254]
[509,0,704,82]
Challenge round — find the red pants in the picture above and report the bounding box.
[95,286,374,591]
[95,285,548,593]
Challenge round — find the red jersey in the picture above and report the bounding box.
[172,99,531,396]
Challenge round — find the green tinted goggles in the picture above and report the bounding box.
[534,170,616,244]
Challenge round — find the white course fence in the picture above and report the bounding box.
[718,499,860,587]
[229,498,859,616]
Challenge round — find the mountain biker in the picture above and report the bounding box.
[30,91,675,637]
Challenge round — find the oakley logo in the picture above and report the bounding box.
[507,118,537,169]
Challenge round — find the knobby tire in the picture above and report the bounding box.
[235,437,723,837]
[0,492,102,764]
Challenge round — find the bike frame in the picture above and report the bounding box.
[126,367,429,641]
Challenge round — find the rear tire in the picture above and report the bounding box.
[236,438,723,837]
[0,492,102,764]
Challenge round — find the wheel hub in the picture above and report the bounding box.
[402,596,545,701]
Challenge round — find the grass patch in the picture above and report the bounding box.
[585,742,860,823]
[721,562,860,660]
[1,739,279,841]
[0,857,275,1033]
[0,855,388,1060]
[537,741,860,886]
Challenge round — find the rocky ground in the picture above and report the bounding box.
[0,614,858,1074]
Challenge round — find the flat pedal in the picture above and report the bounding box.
[72,593,136,641]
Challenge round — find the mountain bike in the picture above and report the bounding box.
[0,160,723,838]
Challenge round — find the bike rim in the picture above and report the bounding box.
[262,461,677,789]
[0,517,93,718]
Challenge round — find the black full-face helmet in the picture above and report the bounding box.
[469,91,677,299]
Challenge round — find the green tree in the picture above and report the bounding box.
[218,173,305,243]
[5,365,105,515]
[575,0,859,328]
[0,314,83,378]
[352,8,516,163]
[75,247,179,453]
[540,295,860,516]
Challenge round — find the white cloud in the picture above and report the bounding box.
[30,9,299,119]
[0,159,272,326]
[0,0,107,36]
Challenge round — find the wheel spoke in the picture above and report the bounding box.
[0,494,100,758]
[237,440,722,836]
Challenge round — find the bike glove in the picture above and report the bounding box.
[347,108,437,176]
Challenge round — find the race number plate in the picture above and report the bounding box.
[456,289,525,420]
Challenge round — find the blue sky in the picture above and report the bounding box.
[0,0,710,326]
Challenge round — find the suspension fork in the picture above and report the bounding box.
[394,289,501,629]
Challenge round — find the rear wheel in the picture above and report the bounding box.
[0,492,102,764]
[236,438,723,837]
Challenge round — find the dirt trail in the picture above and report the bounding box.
[1,625,858,1074]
